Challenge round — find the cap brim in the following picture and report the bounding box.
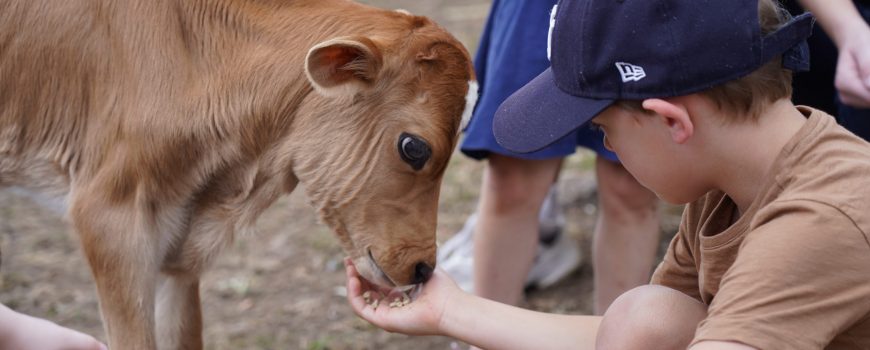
[493,68,614,154]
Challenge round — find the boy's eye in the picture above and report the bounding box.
[589,122,603,132]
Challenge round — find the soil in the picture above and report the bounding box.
[0,1,682,349]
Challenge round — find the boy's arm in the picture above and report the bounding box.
[797,0,870,107]
[440,291,601,350]
[345,259,601,349]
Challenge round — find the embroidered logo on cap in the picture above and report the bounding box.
[615,62,646,82]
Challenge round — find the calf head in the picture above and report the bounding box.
[292,17,476,288]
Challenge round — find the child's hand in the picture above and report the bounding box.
[344,258,458,336]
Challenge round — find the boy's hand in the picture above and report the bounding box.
[344,257,457,336]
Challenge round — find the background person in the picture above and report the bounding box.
[787,0,870,139]
[438,0,661,315]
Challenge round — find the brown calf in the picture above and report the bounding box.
[0,0,476,348]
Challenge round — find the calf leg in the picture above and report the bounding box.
[72,196,160,350]
[156,274,203,350]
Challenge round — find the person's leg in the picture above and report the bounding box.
[593,157,660,314]
[473,154,562,305]
[597,285,707,350]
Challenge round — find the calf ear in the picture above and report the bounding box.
[305,37,382,97]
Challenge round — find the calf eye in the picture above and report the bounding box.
[398,132,431,171]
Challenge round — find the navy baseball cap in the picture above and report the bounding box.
[493,0,814,153]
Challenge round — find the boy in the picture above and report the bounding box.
[344,0,870,348]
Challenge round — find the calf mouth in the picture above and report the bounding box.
[366,248,398,288]
[363,247,420,292]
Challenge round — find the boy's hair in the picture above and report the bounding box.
[493,0,813,154]
[619,0,793,121]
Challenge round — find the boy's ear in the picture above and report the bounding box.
[642,98,694,144]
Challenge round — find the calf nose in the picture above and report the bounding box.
[412,262,434,284]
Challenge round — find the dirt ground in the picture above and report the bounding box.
[0,1,683,349]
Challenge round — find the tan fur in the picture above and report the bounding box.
[0,0,473,349]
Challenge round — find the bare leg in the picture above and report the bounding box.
[597,285,707,350]
[593,157,660,314]
[473,155,562,305]
[156,274,203,350]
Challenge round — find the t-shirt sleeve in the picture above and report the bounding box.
[650,210,703,302]
[693,200,870,349]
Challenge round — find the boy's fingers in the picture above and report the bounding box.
[344,262,371,312]
[346,276,370,313]
[344,258,357,279]
[347,273,360,296]
[343,256,396,299]
[346,273,404,328]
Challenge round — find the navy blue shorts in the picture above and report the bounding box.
[460,0,617,161]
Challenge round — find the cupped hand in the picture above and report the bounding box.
[344,257,459,336]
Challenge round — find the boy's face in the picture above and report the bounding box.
[590,104,705,204]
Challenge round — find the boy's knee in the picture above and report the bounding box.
[597,285,706,350]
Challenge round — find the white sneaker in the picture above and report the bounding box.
[437,186,581,292]
[538,185,566,241]
[525,186,581,289]
[524,230,582,289]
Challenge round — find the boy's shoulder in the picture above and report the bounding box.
[771,107,870,237]
[685,107,870,243]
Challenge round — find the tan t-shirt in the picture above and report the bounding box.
[651,107,870,349]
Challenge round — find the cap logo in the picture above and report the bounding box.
[615,62,646,82]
